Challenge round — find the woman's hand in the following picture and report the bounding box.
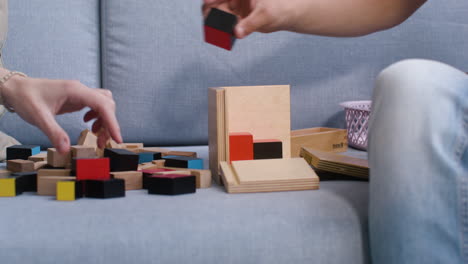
[1,74,122,153]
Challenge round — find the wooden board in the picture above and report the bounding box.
[220,158,319,193]
[290,127,348,157]
[300,147,369,179]
[208,87,226,184]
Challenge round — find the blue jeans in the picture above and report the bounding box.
[369,59,468,263]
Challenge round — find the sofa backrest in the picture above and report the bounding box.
[1,0,467,147]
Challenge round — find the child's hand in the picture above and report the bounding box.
[1,75,122,153]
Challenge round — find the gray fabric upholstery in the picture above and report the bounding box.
[0,146,370,264]
[0,0,100,146]
[101,0,468,145]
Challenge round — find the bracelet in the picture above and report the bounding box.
[0,71,27,112]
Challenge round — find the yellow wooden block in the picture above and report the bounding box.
[56,181,76,201]
[0,178,17,197]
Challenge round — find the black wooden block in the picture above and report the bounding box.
[85,178,125,199]
[104,148,139,172]
[147,174,196,195]
[253,140,283,160]
[6,145,41,160]
[205,8,237,35]
[163,156,203,169]
[12,171,37,192]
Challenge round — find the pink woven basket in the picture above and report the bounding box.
[339,100,372,150]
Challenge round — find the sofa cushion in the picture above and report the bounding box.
[0,0,101,146]
[0,146,369,264]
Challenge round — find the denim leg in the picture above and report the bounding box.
[368,59,468,264]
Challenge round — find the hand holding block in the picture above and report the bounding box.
[147,174,196,195]
[204,8,237,50]
[73,158,110,181]
[6,145,40,160]
[7,159,35,173]
[47,148,71,168]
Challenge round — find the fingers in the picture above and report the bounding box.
[235,7,270,38]
[83,89,112,122]
[36,111,71,154]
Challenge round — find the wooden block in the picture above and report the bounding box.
[12,172,37,192]
[6,145,40,160]
[163,156,203,169]
[219,158,319,193]
[85,179,125,199]
[7,159,35,173]
[121,143,144,149]
[56,181,83,201]
[291,127,348,157]
[73,158,110,181]
[0,169,12,178]
[37,169,72,177]
[229,132,253,162]
[300,147,368,179]
[164,151,197,158]
[253,139,282,160]
[154,170,191,176]
[138,163,159,171]
[132,147,171,156]
[47,148,71,168]
[34,161,47,171]
[140,168,175,189]
[28,152,47,162]
[147,174,196,195]
[0,178,20,197]
[111,171,143,190]
[151,160,166,167]
[204,8,237,51]
[77,129,98,147]
[106,138,122,149]
[161,167,212,189]
[209,85,291,184]
[71,146,98,159]
[37,176,76,196]
[138,152,162,164]
[104,148,139,172]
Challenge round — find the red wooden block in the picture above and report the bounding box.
[74,158,110,181]
[204,26,234,51]
[229,132,254,163]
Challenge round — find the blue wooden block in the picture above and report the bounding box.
[163,156,203,170]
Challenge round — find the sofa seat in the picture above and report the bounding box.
[0,146,369,264]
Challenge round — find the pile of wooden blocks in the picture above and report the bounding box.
[0,129,211,201]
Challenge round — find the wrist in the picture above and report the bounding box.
[0,72,27,112]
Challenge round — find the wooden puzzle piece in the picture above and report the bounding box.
[84,179,125,199]
[73,158,110,181]
[71,146,98,159]
[164,151,197,158]
[111,171,143,190]
[56,181,83,201]
[28,152,47,162]
[138,152,162,164]
[0,169,11,178]
[7,159,35,173]
[132,147,171,156]
[204,8,237,50]
[120,143,144,150]
[47,148,71,168]
[253,139,283,160]
[147,174,196,195]
[37,176,76,196]
[229,132,253,162]
[34,161,47,171]
[163,156,203,170]
[12,172,37,192]
[156,166,212,189]
[0,178,21,197]
[300,147,369,179]
[290,127,348,157]
[37,169,72,177]
[104,148,139,172]
[6,145,40,160]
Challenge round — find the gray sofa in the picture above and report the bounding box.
[0,1,466,263]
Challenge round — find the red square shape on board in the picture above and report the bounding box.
[76,158,110,181]
[204,25,233,51]
[229,132,254,162]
